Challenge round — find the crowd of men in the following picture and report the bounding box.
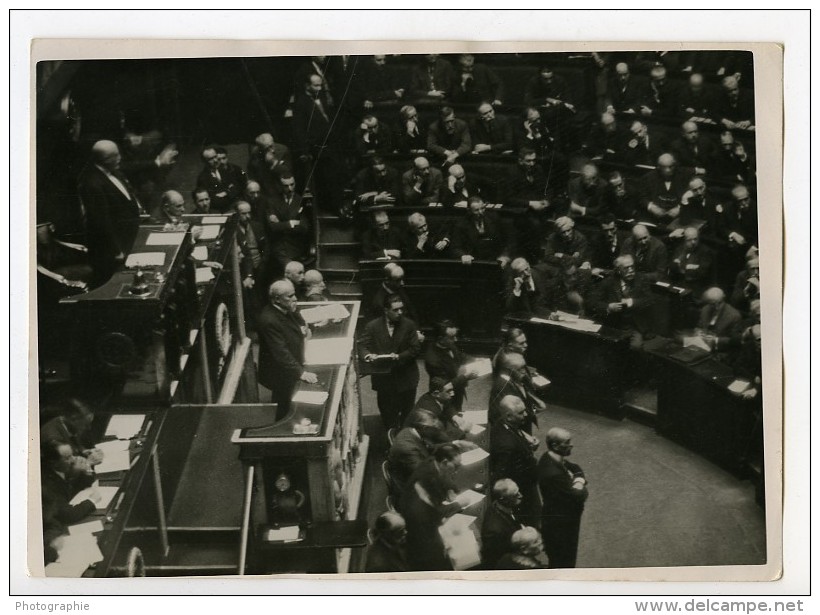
[37,51,762,571]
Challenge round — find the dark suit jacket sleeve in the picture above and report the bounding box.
[538,460,588,512]
[455,122,472,156]
[395,320,422,366]
[79,175,123,257]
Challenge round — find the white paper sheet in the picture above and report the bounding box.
[93,448,131,474]
[200,216,227,224]
[304,337,352,365]
[70,484,120,509]
[459,448,489,466]
[300,303,350,324]
[728,379,751,394]
[198,225,220,240]
[683,336,712,352]
[455,489,486,507]
[68,520,104,536]
[195,267,215,283]
[146,231,185,246]
[461,410,488,425]
[104,414,145,440]
[125,252,166,268]
[292,390,329,405]
[94,439,130,455]
[464,357,492,378]
[468,423,486,436]
[266,526,301,541]
[192,245,209,260]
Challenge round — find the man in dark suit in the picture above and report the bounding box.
[40,440,100,526]
[590,214,629,276]
[639,63,680,118]
[600,171,641,221]
[235,201,270,310]
[394,105,427,154]
[196,145,247,213]
[480,478,525,569]
[387,408,447,500]
[621,224,668,283]
[537,427,588,568]
[354,115,394,160]
[401,156,443,207]
[489,352,545,431]
[246,133,292,199]
[360,293,422,429]
[365,512,408,573]
[668,226,715,297]
[353,156,402,208]
[451,54,505,106]
[471,102,514,154]
[359,55,406,109]
[403,212,453,259]
[265,172,311,271]
[407,377,466,442]
[678,72,716,120]
[504,257,552,316]
[617,120,665,167]
[583,112,621,162]
[588,254,656,349]
[78,140,145,287]
[714,75,755,130]
[543,216,592,272]
[605,62,641,114]
[489,395,541,528]
[361,210,404,261]
[423,320,477,412]
[256,279,318,420]
[670,121,718,176]
[696,287,743,354]
[441,164,482,209]
[568,163,607,220]
[427,106,472,166]
[409,54,456,102]
[367,263,419,324]
[639,154,694,226]
[452,196,512,268]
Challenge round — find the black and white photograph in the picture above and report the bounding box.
[13,11,803,601]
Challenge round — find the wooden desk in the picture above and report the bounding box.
[504,313,633,416]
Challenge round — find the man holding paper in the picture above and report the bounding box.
[360,293,421,429]
[424,319,479,411]
[257,280,318,420]
[41,440,100,526]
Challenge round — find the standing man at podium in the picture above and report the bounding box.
[257,280,318,420]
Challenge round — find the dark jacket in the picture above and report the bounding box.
[470,116,514,153]
[256,304,307,391]
[359,316,421,392]
[452,212,511,261]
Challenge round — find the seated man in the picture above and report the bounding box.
[471,102,514,154]
[588,254,656,349]
[426,106,472,166]
[583,112,620,162]
[714,75,755,131]
[40,439,100,526]
[423,319,477,412]
[543,264,592,317]
[359,55,406,110]
[512,107,557,161]
[361,209,403,261]
[403,212,452,259]
[365,511,408,573]
[605,62,641,115]
[696,287,742,354]
[670,121,717,176]
[303,269,332,302]
[568,163,607,219]
[441,164,482,209]
[620,224,668,283]
[543,217,592,272]
[590,214,629,276]
[504,257,552,316]
[451,54,504,106]
[191,187,212,214]
[408,53,456,102]
[730,257,760,313]
[618,120,665,167]
[714,130,756,184]
[668,226,715,296]
[638,64,679,118]
[639,154,694,227]
[354,114,394,160]
[196,145,247,213]
[406,377,470,443]
[401,156,443,207]
[504,147,550,211]
[394,105,427,154]
[155,189,186,225]
[481,479,526,570]
[452,196,512,268]
[36,221,90,304]
[266,172,312,268]
[353,155,402,208]
[678,72,715,121]
[600,171,641,221]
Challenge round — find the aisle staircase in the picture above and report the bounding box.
[313,192,363,303]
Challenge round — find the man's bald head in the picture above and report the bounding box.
[632,224,650,241]
[510,257,530,275]
[703,287,726,305]
[683,226,699,241]
[304,269,324,287]
[731,184,750,202]
[657,153,676,168]
[161,190,186,219]
[689,73,704,89]
[413,156,430,171]
[284,261,305,285]
[269,279,295,302]
[615,62,629,78]
[448,164,465,179]
[374,511,406,544]
[501,352,527,372]
[546,426,572,450]
[407,212,426,230]
[499,394,527,426]
[581,163,599,181]
[555,216,575,233]
[601,112,616,128]
[255,133,274,150]
[91,140,121,170]
[384,262,404,282]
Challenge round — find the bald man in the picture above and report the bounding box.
[671,121,717,174]
[480,479,525,569]
[696,287,742,353]
[365,511,408,573]
[715,75,755,130]
[283,261,307,300]
[78,140,145,286]
[256,279,317,419]
[303,270,331,302]
[639,153,694,225]
[620,224,668,283]
[618,120,663,167]
[543,216,592,271]
[441,163,481,208]
[157,190,186,224]
[678,73,715,120]
[504,257,551,316]
[489,395,541,528]
[568,163,606,219]
[234,201,269,304]
[489,352,545,431]
[537,427,588,568]
[669,226,715,296]
[401,156,443,207]
[605,62,640,115]
[246,132,293,198]
[639,63,679,117]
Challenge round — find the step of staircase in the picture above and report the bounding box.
[620,385,658,427]
[328,279,362,298]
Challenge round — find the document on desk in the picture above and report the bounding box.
[192,245,209,260]
[468,423,486,436]
[198,225,220,240]
[95,439,130,455]
[300,303,350,324]
[304,337,352,365]
[200,215,227,224]
[265,526,301,542]
[459,447,489,466]
[94,448,131,474]
[68,520,104,536]
[105,414,145,440]
[292,390,329,405]
[440,526,482,571]
[146,231,186,246]
[125,252,166,268]
[195,267,215,284]
[728,379,751,394]
[464,357,492,378]
[45,534,104,577]
[70,483,120,510]
[454,489,486,507]
[461,410,488,425]
[683,335,712,352]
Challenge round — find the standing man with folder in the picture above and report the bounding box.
[257,280,318,420]
[360,294,422,430]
